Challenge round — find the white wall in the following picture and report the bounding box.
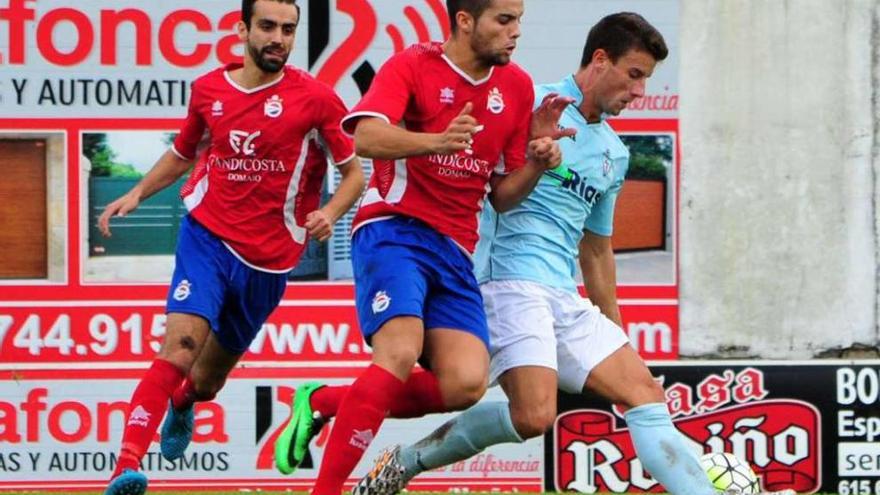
[679,0,879,357]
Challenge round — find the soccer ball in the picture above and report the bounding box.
[700,452,760,494]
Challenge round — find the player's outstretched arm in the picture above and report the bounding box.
[352,103,478,159]
[97,149,194,237]
[305,157,366,242]
[487,94,575,212]
[579,230,622,326]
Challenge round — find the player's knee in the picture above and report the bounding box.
[509,403,556,439]
[458,378,487,408]
[157,334,204,366]
[441,374,487,410]
[372,346,420,377]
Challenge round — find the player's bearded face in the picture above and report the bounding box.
[471,27,513,66]
[241,1,298,74]
[249,39,290,73]
[469,1,523,66]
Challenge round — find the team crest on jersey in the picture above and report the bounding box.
[603,149,612,177]
[211,100,224,117]
[439,87,455,104]
[264,95,284,118]
[371,291,391,313]
[487,87,505,114]
[173,279,192,301]
[229,130,261,156]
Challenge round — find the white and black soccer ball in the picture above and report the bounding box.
[700,452,760,494]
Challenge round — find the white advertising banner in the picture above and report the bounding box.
[0,0,678,117]
[0,372,543,491]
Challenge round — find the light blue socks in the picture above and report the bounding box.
[399,400,717,495]
[624,402,716,495]
[399,401,523,479]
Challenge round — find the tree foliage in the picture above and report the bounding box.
[620,135,673,181]
[82,133,143,178]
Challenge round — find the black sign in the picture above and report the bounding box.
[546,362,880,494]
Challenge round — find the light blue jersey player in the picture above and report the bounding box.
[474,73,630,294]
[355,12,792,495]
[472,72,634,400]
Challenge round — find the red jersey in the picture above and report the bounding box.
[341,42,534,253]
[173,64,355,272]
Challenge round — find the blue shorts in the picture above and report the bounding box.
[166,216,288,354]
[351,217,489,347]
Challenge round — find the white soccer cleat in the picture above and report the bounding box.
[352,445,408,495]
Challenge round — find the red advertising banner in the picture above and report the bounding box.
[0,302,676,365]
[0,371,543,492]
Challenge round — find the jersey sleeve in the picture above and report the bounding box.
[340,52,414,136]
[584,178,624,236]
[496,77,535,175]
[316,87,356,166]
[172,83,207,161]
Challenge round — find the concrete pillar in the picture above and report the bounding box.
[679,0,879,357]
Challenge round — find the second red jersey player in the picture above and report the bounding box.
[343,41,534,252]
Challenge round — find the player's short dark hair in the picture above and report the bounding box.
[447,0,493,34]
[242,0,300,28]
[579,12,668,67]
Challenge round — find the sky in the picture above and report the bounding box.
[105,131,173,173]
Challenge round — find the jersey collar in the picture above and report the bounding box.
[223,64,286,94]
[441,54,495,86]
[561,74,608,124]
[560,74,584,105]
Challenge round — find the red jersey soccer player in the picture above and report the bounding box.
[272,1,574,494]
[97,2,364,495]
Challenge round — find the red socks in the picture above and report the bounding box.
[309,368,446,419]
[309,385,348,418]
[390,369,446,418]
[112,359,185,477]
[171,376,217,412]
[311,365,404,495]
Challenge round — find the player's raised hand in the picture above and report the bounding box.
[434,102,480,155]
[530,93,577,141]
[305,209,334,242]
[527,137,562,170]
[97,192,141,237]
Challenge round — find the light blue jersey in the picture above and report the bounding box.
[474,75,630,292]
